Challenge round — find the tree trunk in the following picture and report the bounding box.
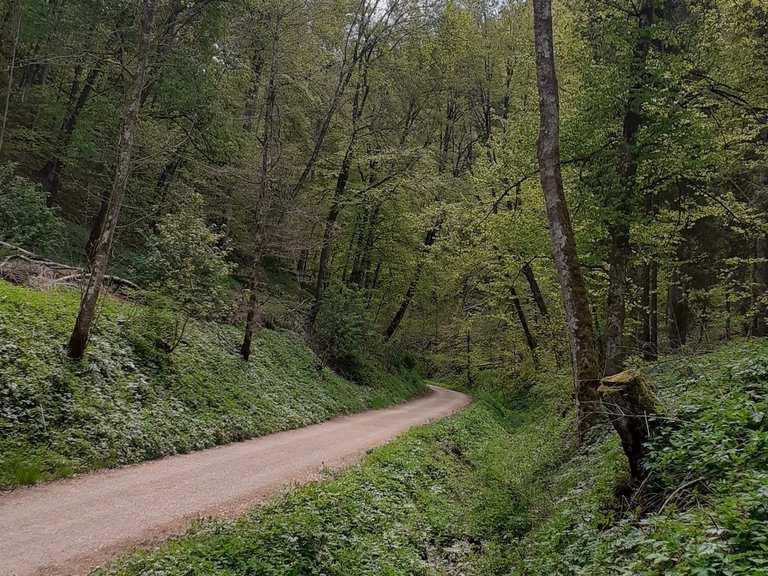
[307,49,372,327]
[68,1,154,359]
[290,1,373,199]
[603,0,655,374]
[242,45,264,132]
[522,262,549,318]
[649,261,658,356]
[511,284,538,356]
[465,322,474,387]
[751,235,768,336]
[598,370,656,484]
[0,0,20,157]
[533,0,601,436]
[605,225,630,375]
[43,63,102,204]
[640,259,659,359]
[241,13,279,361]
[307,144,352,327]
[241,255,261,361]
[667,268,688,352]
[384,221,441,341]
[366,259,381,307]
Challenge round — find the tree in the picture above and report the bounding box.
[241,4,282,361]
[532,0,601,435]
[140,191,232,352]
[67,0,154,359]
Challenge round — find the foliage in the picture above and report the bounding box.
[134,192,233,352]
[0,163,63,251]
[93,340,768,576]
[0,281,425,489]
[512,339,768,575]
[97,374,576,576]
[313,282,378,381]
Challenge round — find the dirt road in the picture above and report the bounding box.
[0,386,470,576]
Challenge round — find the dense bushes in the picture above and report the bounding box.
[313,282,379,382]
[0,281,425,488]
[0,163,63,251]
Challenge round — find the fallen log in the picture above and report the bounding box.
[0,241,140,292]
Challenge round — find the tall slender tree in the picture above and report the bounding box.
[67,0,154,359]
[532,0,601,435]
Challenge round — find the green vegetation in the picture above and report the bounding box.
[1,1,766,573]
[0,280,424,489]
[516,339,768,575]
[98,374,575,576]
[0,163,64,252]
[97,340,766,576]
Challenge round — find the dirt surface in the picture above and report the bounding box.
[0,385,470,576]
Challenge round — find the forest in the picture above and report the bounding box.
[0,0,766,575]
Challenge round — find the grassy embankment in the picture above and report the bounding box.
[0,280,424,489]
[99,340,767,576]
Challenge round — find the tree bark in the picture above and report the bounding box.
[604,0,655,375]
[751,235,768,336]
[43,63,103,204]
[290,1,372,199]
[605,225,630,374]
[0,0,20,157]
[522,262,549,318]
[307,143,353,327]
[242,41,264,132]
[511,284,538,355]
[67,0,154,359]
[667,268,688,352]
[240,255,261,361]
[307,47,372,327]
[598,370,656,485]
[533,0,601,436]
[639,259,659,359]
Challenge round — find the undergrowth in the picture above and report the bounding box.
[512,339,768,575]
[97,371,586,576]
[99,340,767,576]
[0,281,424,489]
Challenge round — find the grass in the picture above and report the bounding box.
[0,280,425,489]
[97,340,767,576]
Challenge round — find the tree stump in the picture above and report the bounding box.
[599,370,657,484]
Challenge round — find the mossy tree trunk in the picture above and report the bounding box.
[599,370,657,484]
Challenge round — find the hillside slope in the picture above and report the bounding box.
[0,281,424,489]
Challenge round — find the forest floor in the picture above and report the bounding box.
[0,385,470,576]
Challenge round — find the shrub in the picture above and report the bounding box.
[0,163,63,251]
[314,282,378,381]
[133,191,233,352]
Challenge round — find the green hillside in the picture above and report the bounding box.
[0,281,424,489]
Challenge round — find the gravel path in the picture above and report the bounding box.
[0,386,470,576]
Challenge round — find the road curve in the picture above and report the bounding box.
[0,385,470,576]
